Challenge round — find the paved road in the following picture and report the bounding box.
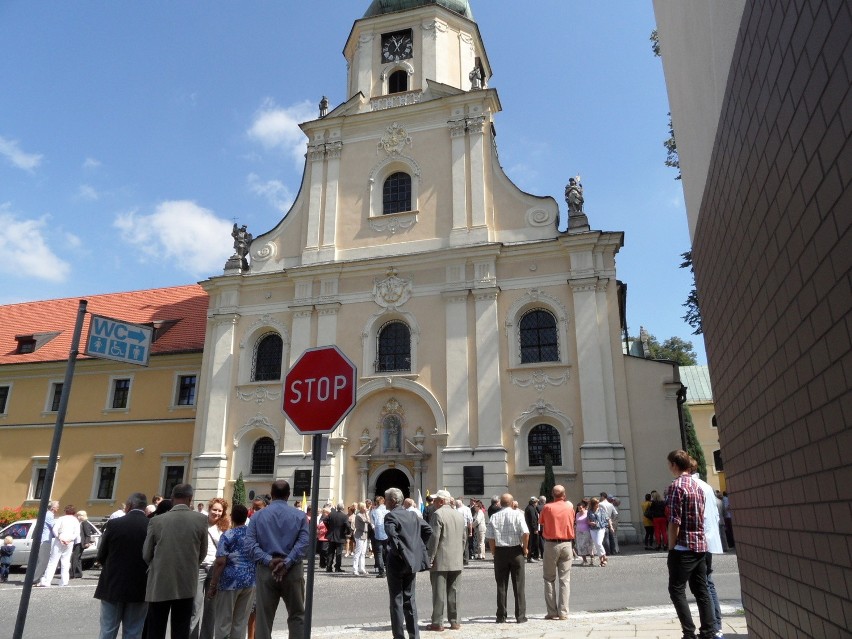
[1,547,741,637]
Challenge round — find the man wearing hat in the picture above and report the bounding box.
[425,490,465,631]
[523,498,540,563]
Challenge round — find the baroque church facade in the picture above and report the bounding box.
[191,0,681,538]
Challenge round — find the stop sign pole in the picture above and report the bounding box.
[282,345,357,639]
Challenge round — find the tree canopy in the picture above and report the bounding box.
[639,333,699,366]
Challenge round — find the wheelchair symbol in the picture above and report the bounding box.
[109,340,127,358]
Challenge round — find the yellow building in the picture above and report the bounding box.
[680,365,725,492]
[0,285,207,517]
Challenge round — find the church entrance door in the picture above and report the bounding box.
[374,468,410,500]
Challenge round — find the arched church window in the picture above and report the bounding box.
[252,333,283,382]
[519,309,559,363]
[376,321,411,372]
[388,69,408,94]
[528,424,562,466]
[251,437,275,475]
[383,172,412,215]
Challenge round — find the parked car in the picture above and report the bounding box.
[0,519,101,570]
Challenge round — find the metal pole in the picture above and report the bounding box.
[14,300,87,639]
[303,433,322,639]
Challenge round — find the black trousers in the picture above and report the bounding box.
[387,567,418,639]
[146,598,194,639]
[493,546,526,622]
[527,532,539,560]
[667,550,715,639]
[372,538,388,574]
[326,541,344,571]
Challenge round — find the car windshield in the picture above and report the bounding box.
[3,522,31,540]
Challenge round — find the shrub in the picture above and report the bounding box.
[0,506,39,527]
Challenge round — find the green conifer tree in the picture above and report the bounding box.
[539,452,556,502]
[232,471,247,507]
[683,406,707,479]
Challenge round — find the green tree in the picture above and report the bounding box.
[232,471,247,507]
[539,452,556,502]
[640,333,698,366]
[680,250,703,335]
[683,406,707,479]
[664,113,681,180]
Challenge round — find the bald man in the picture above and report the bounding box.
[539,485,575,620]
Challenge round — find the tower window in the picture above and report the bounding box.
[383,172,412,214]
[519,309,559,363]
[528,424,562,466]
[376,321,411,372]
[252,333,284,382]
[388,70,408,94]
[251,437,276,475]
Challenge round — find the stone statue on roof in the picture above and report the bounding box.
[565,175,584,214]
[224,223,252,273]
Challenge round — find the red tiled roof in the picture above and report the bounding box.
[0,285,209,365]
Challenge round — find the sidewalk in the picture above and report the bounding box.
[277,604,748,638]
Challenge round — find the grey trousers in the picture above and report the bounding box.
[542,540,572,618]
[254,561,305,639]
[429,570,461,624]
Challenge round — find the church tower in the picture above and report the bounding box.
[193,1,682,540]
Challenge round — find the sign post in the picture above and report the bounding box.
[282,345,357,639]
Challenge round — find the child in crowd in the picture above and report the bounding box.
[0,536,14,582]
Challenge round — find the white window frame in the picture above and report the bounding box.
[172,372,199,408]
[90,454,123,503]
[44,379,64,413]
[0,382,12,416]
[105,375,133,412]
[160,453,190,497]
[368,155,421,221]
[512,406,575,477]
[26,456,56,503]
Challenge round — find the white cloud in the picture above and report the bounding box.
[64,232,83,250]
[0,204,71,282]
[113,200,233,277]
[247,98,314,166]
[247,173,293,213]
[83,157,101,169]
[0,135,42,171]
[77,184,99,201]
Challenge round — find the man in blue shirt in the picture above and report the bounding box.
[244,480,309,639]
[32,500,58,583]
[371,496,389,577]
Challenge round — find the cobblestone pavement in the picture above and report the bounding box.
[281,603,749,638]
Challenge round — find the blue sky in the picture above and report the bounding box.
[0,1,705,363]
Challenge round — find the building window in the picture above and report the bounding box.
[251,437,276,475]
[111,378,131,409]
[383,172,412,215]
[16,337,36,354]
[252,333,283,382]
[162,465,185,498]
[48,382,63,412]
[376,321,411,372]
[388,69,408,94]
[176,375,197,406]
[527,423,562,466]
[0,385,9,414]
[31,467,47,500]
[713,449,724,473]
[519,309,559,363]
[95,466,117,500]
[711,414,718,428]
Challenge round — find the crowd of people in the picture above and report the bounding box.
[16,449,730,639]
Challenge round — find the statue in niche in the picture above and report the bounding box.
[382,414,402,452]
[469,65,483,90]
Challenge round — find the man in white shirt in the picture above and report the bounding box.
[455,499,473,565]
[403,498,422,518]
[37,504,81,587]
[598,493,619,555]
[485,493,530,624]
[692,463,725,639]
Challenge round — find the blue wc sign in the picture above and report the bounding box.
[84,314,153,366]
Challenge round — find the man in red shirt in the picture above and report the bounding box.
[538,485,575,621]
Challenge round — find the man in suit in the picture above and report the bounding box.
[94,492,150,639]
[524,497,540,562]
[384,487,432,639]
[325,503,350,573]
[425,490,465,631]
[143,483,208,639]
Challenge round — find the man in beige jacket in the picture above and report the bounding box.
[143,483,208,639]
[425,490,466,631]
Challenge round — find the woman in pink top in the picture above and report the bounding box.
[574,499,594,565]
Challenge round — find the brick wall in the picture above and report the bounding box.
[692,0,851,636]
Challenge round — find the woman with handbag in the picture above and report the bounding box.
[70,509,98,578]
[586,497,609,567]
[351,502,370,575]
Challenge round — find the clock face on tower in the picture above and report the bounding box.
[381,29,413,63]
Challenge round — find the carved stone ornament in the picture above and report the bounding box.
[378,122,412,156]
[512,399,572,437]
[237,386,282,404]
[373,267,413,309]
[369,211,418,234]
[233,413,280,448]
[510,369,569,392]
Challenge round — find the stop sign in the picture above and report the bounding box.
[282,345,357,435]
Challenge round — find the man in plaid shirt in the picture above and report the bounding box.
[665,450,716,639]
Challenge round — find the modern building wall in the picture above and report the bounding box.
[654,1,851,635]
